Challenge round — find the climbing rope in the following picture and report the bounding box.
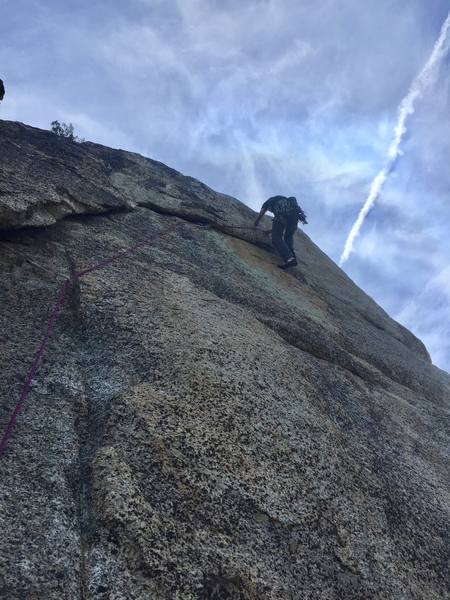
[0,220,182,455]
[0,216,271,454]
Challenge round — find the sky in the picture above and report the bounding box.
[1,0,450,373]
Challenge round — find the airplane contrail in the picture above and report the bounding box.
[339,11,450,267]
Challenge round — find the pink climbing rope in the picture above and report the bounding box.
[0,221,181,455]
[0,280,69,454]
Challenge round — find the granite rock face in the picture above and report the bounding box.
[1,120,449,600]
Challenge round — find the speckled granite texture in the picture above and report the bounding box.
[1,120,449,600]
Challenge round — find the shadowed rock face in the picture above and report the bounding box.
[0,120,449,600]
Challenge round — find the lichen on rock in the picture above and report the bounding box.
[1,120,449,599]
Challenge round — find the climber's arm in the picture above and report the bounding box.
[253,207,267,228]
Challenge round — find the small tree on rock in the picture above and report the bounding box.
[50,120,84,142]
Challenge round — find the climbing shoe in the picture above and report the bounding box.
[278,258,298,270]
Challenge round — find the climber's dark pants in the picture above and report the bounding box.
[271,218,298,262]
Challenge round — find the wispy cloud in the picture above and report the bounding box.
[2,0,450,370]
[339,10,450,266]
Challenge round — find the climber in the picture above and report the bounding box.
[0,79,5,102]
[253,195,307,269]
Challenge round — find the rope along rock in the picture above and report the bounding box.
[0,220,181,455]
